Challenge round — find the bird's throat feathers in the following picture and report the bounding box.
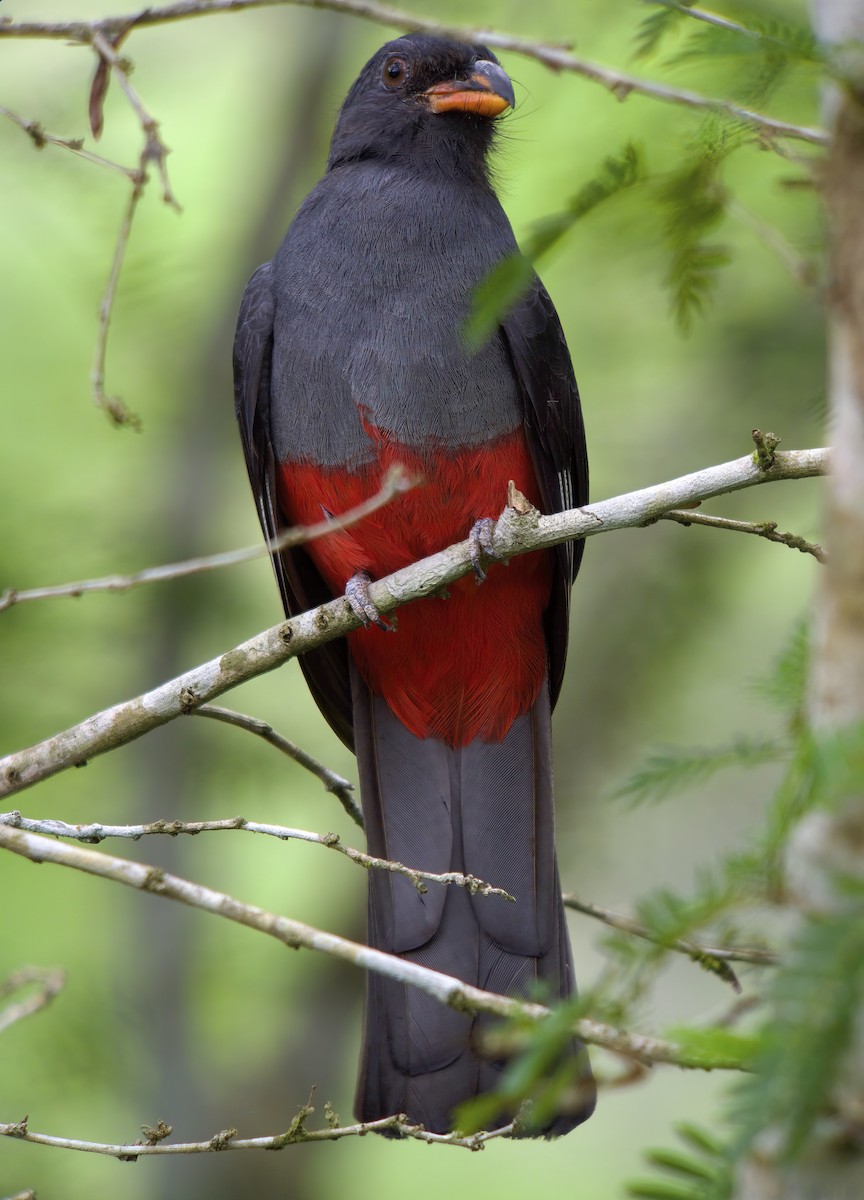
[328,100,498,187]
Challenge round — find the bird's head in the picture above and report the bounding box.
[327,34,515,183]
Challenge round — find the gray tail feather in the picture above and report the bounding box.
[351,666,596,1136]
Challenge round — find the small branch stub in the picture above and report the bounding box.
[141,1119,173,1146]
[752,428,781,470]
[507,479,533,515]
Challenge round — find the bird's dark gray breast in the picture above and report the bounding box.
[270,162,523,469]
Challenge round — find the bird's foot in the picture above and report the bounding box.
[345,571,393,631]
[469,518,502,584]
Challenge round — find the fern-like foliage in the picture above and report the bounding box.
[464,143,643,346]
[751,618,809,730]
[636,3,820,330]
[637,1,821,83]
[626,1121,733,1199]
[634,0,696,60]
[753,725,864,898]
[452,994,594,1135]
[656,132,739,331]
[727,898,864,1163]
[614,736,786,807]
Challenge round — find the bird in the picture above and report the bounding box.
[233,32,595,1137]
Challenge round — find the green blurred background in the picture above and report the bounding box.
[1,1,824,1196]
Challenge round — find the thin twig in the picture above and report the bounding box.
[728,198,818,288]
[0,967,66,1035]
[0,105,137,179]
[0,810,511,900]
[0,1112,513,1155]
[194,705,363,828]
[651,0,818,55]
[659,2,762,40]
[660,509,827,562]
[0,1,828,147]
[0,465,413,615]
[90,165,147,428]
[90,32,179,210]
[0,825,750,1071]
[563,893,778,995]
[0,446,829,799]
[87,32,181,427]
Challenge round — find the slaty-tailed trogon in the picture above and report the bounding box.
[233,34,595,1136]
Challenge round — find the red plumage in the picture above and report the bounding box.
[278,428,552,745]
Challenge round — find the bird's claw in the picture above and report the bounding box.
[469,518,501,584]
[345,571,393,631]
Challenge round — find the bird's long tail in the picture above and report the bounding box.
[352,667,596,1136]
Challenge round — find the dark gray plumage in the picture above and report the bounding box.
[234,33,594,1136]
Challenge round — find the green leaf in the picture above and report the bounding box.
[728,902,864,1161]
[752,620,809,726]
[756,727,864,891]
[626,1121,733,1200]
[453,996,592,1135]
[646,1147,717,1181]
[627,1181,705,1200]
[667,241,730,331]
[810,722,864,809]
[614,737,787,807]
[674,1122,725,1158]
[634,0,695,60]
[464,143,643,346]
[463,254,535,349]
[663,1026,760,1071]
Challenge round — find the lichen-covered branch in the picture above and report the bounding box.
[0,810,510,899]
[0,1111,512,1155]
[563,893,778,994]
[660,509,826,562]
[0,824,748,1071]
[0,446,828,799]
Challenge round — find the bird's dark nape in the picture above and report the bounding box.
[233,34,593,1138]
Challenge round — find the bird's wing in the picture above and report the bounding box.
[500,275,588,709]
[233,261,355,749]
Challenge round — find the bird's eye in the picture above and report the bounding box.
[382,56,409,88]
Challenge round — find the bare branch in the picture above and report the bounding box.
[728,199,819,288]
[90,32,179,210]
[0,465,413,615]
[659,509,827,561]
[0,1,828,147]
[193,705,362,828]
[90,164,147,429]
[0,446,828,800]
[0,1111,513,1155]
[0,824,749,1070]
[86,32,181,427]
[0,105,136,179]
[0,966,66,1035]
[563,893,778,994]
[0,810,511,900]
[658,2,763,40]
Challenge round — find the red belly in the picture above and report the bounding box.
[278,429,552,746]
